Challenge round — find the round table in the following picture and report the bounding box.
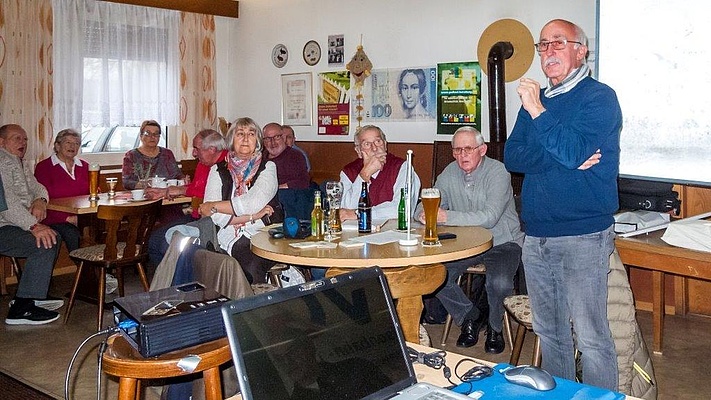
[250,223,492,342]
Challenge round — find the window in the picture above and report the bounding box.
[53,0,179,154]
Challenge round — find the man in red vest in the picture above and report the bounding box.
[339,125,420,222]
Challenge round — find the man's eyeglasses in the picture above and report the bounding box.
[359,138,384,150]
[141,131,161,138]
[452,144,482,156]
[263,134,283,142]
[534,38,583,53]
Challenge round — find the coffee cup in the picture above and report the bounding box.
[131,189,145,200]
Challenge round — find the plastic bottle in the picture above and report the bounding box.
[311,190,324,240]
[398,188,407,230]
[357,182,372,233]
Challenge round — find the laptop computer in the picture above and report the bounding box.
[221,266,471,400]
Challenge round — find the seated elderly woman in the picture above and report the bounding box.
[121,119,184,190]
[34,128,88,251]
[198,117,278,283]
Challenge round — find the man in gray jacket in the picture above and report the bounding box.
[415,126,523,353]
[0,124,63,325]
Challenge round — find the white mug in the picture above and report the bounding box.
[131,189,145,200]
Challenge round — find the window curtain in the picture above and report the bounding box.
[0,0,54,165]
[53,0,179,131]
[176,12,218,160]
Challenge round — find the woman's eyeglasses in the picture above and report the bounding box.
[141,131,161,138]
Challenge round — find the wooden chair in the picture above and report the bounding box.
[439,263,487,345]
[102,334,231,400]
[0,256,22,296]
[503,294,541,366]
[64,200,162,330]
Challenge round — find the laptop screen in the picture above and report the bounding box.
[222,267,416,400]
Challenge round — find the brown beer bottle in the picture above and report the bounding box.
[357,182,371,233]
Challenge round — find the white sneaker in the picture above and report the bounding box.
[9,297,64,311]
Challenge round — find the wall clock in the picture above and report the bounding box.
[302,40,321,66]
[271,44,288,68]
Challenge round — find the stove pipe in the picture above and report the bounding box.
[487,41,514,145]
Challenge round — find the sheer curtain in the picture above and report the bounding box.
[53,0,179,132]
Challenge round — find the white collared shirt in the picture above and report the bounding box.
[50,153,84,180]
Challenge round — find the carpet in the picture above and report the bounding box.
[0,371,56,400]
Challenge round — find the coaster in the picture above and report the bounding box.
[421,241,442,247]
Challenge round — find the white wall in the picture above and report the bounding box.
[215,0,595,144]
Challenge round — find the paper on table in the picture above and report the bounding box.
[350,230,421,245]
[341,219,390,232]
[289,241,338,249]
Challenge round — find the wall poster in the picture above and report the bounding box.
[360,67,437,122]
[436,61,481,134]
[317,71,350,135]
[281,72,313,126]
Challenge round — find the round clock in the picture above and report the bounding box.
[302,40,321,66]
[271,44,288,68]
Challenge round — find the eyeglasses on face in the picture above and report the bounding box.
[263,134,283,142]
[534,38,583,52]
[141,131,161,138]
[452,144,482,156]
[359,138,384,150]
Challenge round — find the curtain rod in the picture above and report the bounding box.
[100,0,239,18]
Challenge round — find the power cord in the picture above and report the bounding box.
[406,347,454,384]
[64,326,119,400]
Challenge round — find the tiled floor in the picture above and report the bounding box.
[1,271,710,399]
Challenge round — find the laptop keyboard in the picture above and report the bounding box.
[415,392,464,400]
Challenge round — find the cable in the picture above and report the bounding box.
[64,326,119,400]
[406,347,453,384]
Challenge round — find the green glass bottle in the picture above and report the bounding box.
[398,188,407,230]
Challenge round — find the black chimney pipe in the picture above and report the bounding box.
[487,41,514,146]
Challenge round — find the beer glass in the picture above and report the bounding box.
[421,188,441,245]
[88,163,100,201]
[324,181,343,239]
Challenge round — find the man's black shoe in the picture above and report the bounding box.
[484,325,505,354]
[456,313,487,348]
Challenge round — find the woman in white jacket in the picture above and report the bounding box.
[199,117,278,283]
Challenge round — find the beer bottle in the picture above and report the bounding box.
[398,188,407,230]
[311,190,324,240]
[357,182,372,233]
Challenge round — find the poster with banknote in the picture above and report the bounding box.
[317,71,350,135]
[361,67,437,122]
[437,61,481,134]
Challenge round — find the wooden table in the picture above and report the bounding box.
[250,222,493,343]
[47,192,191,214]
[615,230,711,354]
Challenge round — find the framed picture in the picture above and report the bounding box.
[281,72,313,126]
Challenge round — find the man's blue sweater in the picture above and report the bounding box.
[504,77,622,237]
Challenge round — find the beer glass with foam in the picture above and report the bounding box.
[421,188,440,245]
[88,163,100,201]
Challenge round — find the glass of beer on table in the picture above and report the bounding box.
[88,163,100,201]
[421,188,440,246]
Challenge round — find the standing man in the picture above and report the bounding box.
[146,129,228,266]
[262,123,310,189]
[340,125,420,221]
[504,19,621,390]
[283,125,311,172]
[0,124,63,325]
[415,126,523,353]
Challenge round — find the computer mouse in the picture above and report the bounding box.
[502,365,556,391]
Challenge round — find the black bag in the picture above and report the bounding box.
[618,178,681,214]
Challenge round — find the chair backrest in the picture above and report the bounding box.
[96,200,162,261]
